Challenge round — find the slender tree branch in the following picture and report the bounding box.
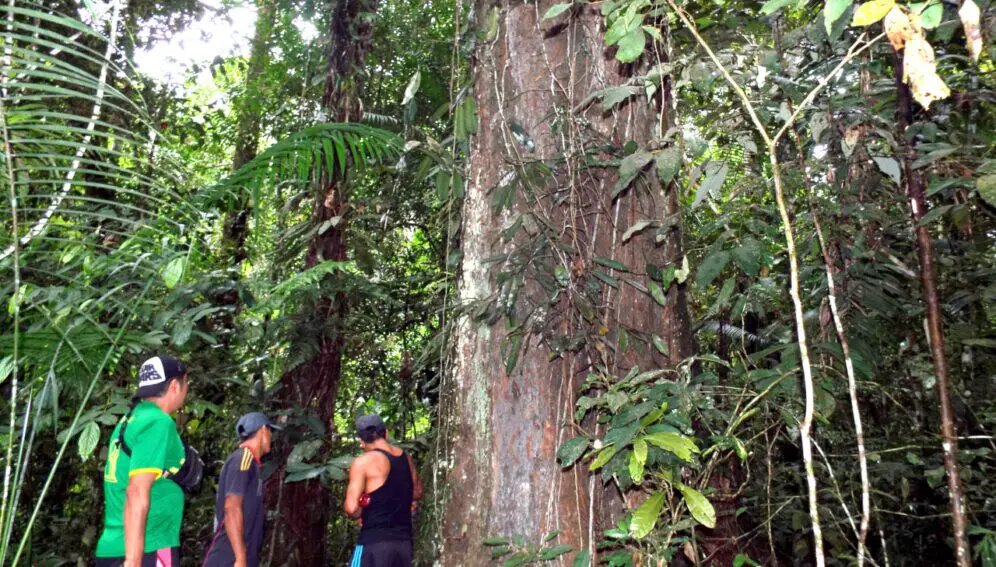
[814,214,872,565]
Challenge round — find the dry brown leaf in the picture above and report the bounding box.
[903,36,952,108]
[885,6,915,50]
[959,0,983,61]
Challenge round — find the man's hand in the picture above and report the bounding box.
[234,559,248,567]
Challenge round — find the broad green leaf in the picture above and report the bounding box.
[401,70,421,105]
[503,552,530,567]
[558,436,591,466]
[824,0,854,32]
[483,537,510,546]
[285,466,325,482]
[676,483,717,528]
[594,257,630,272]
[656,147,681,184]
[648,280,667,306]
[172,320,193,346]
[599,85,641,111]
[761,0,795,14]
[920,2,943,28]
[615,28,646,63]
[692,161,728,209]
[325,464,347,481]
[504,333,523,374]
[78,421,100,462]
[732,238,762,276]
[633,437,648,464]
[629,450,645,483]
[161,256,185,289]
[543,3,573,19]
[572,549,592,567]
[594,270,620,288]
[643,431,698,461]
[462,97,479,135]
[874,157,901,185]
[912,146,957,169]
[852,0,895,25]
[652,335,669,356]
[696,251,731,288]
[589,445,618,470]
[539,545,573,560]
[613,151,654,197]
[435,171,451,199]
[630,492,666,539]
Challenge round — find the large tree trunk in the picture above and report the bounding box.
[438,2,691,564]
[266,0,376,562]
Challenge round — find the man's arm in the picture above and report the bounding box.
[123,472,156,567]
[223,494,247,567]
[344,455,366,519]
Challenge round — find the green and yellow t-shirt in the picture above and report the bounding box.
[95,401,186,557]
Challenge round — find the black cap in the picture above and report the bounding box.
[135,355,186,399]
[236,412,282,440]
[355,414,386,435]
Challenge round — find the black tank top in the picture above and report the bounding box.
[358,449,414,544]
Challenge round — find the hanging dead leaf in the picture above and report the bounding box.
[959,0,983,61]
[885,6,915,50]
[903,36,951,109]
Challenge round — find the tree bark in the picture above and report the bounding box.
[266,0,376,562]
[438,2,692,564]
[893,50,971,567]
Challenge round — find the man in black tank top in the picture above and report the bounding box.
[345,415,423,567]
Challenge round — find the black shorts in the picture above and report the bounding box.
[95,547,179,567]
[349,540,413,567]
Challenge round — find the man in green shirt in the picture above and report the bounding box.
[96,355,190,567]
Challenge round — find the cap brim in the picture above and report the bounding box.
[268,423,284,431]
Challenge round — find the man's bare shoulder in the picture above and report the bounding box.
[350,451,388,471]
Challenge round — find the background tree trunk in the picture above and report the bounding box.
[893,51,971,567]
[266,0,376,562]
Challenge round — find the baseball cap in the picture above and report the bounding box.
[236,412,283,440]
[355,414,386,435]
[135,355,187,399]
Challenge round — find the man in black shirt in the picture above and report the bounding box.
[203,413,281,567]
[345,415,422,567]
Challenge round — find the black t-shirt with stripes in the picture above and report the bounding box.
[203,447,264,567]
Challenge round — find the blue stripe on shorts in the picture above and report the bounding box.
[350,545,364,567]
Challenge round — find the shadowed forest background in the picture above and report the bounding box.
[0,0,995,564]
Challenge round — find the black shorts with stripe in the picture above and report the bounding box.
[349,539,412,567]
